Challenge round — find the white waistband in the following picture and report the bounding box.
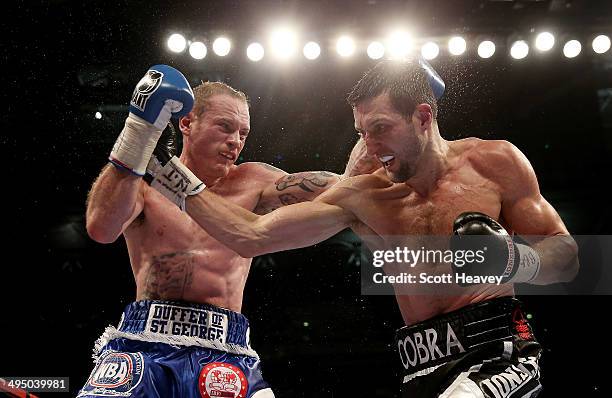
[92,325,260,361]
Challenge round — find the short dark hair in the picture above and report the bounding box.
[347,59,438,119]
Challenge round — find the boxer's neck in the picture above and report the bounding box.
[406,123,450,196]
[179,154,225,188]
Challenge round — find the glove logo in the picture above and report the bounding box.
[199,362,248,398]
[131,70,164,112]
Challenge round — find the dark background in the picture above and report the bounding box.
[3,0,612,396]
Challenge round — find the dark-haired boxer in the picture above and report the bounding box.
[78,65,376,398]
[145,59,579,397]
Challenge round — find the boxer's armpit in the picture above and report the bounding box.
[131,210,145,226]
[142,252,195,300]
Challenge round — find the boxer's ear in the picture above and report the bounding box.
[179,112,193,136]
[414,103,433,130]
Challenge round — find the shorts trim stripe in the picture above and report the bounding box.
[465,314,507,326]
[92,325,260,360]
[402,363,444,383]
[468,336,512,349]
[466,326,510,339]
[502,341,513,360]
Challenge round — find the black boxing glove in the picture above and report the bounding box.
[144,123,205,211]
[450,212,541,285]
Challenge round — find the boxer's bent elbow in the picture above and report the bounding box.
[86,214,122,244]
[561,259,580,283]
[556,236,580,283]
[234,244,261,259]
[233,232,269,258]
[562,240,580,283]
[230,223,278,258]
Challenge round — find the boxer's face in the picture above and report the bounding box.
[353,93,426,182]
[181,94,250,178]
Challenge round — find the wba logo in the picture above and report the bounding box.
[131,70,163,111]
[87,351,144,392]
[78,351,144,397]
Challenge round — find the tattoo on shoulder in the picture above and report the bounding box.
[142,252,195,300]
[275,171,335,193]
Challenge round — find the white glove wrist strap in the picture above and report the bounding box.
[150,156,206,211]
[109,114,163,175]
[509,243,541,283]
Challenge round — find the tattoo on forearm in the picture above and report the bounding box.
[142,252,195,300]
[275,171,335,193]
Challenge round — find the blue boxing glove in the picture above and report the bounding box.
[129,65,194,127]
[109,65,194,176]
[418,57,445,100]
[450,212,541,285]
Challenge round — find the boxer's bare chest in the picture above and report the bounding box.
[352,166,502,238]
[348,164,510,324]
[142,186,258,252]
[125,176,262,305]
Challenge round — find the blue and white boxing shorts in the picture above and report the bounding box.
[78,300,274,398]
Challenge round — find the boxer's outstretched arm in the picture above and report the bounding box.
[185,187,355,258]
[494,141,579,284]
[86,164,145,243]
[249,163,342,215]
[252,139,379,215]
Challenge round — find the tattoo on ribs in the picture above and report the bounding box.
[275,171,334,193]
[142,252,195,300]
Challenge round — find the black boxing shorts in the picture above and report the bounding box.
[395,297,542,398]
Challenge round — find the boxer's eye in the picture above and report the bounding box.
[373,124,388,134]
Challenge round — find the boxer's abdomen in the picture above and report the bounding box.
[126,186,255,312]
